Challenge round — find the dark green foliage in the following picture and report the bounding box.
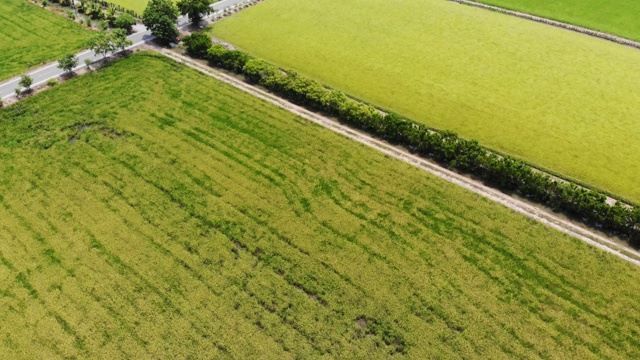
[84,1,105,20]
[359,317,409,355]
[182,32,212,58]
[199,45,640,244]
[89,29,132,59]
[177,0,214,26]
[57,53,79,73]
[143,0,179,45]
[114,13,136,33]
[206,44,252,73]
[18,74,33,90]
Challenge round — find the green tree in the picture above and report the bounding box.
[19,74,33,91]
[112,29,133,52]
[177,0,214,26]
[182,32,212,58]
[114,13,136,33]
[143,0,179,45]
[89,30,133,59]
[90,31,114,59]
[58,53,79,74]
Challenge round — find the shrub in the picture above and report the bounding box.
[99,20,110,31]
[207,44,252,73]
[114,13,136,33]
[204,44,640,243]
[47,78,58,87]
[182,32,212,58]
[19,75,33,90]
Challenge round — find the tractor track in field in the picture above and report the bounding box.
[450,0,640,50]
[156,47,640,268]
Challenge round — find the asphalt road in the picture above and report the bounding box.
[0,0,246,101]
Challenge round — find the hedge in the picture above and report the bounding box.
[204,44,640,244]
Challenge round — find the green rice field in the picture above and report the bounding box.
[0,0,93,81]
[106,0,148,13]
[1,52,640,358]
[476,0,640,41]
[211,0,640,204]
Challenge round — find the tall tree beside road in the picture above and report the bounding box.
[112,29,133,52]
[18,75,33,91]
[90,31,115,59]
[57,53,79,74]
[177,0,214,26]
[89,30,133,59]
[143,0,180,45]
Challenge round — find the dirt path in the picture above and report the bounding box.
[450,0,640,50]
[157,48,640,268]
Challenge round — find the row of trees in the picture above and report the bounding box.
[142,0,214,45]
[183,41,640,244]
[11,28,130,98]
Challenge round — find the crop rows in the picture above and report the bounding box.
[0,0,93,81]
[1,54,640,358]
[211,0,640,203]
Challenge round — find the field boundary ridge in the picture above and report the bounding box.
[156,49,640,267]
[451,0,640,50]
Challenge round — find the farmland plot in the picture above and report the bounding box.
[105,0,149,13]
[475,0,640,41]
[1,53,640,358]
[0,0,93,81]
[211,0,640,203]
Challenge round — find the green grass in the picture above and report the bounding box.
[211,0,640,204]
[106,0,148,13]
[107,0,180,14]
[476,0,640,41]
[0,0,93,81]
[1,52,640,357]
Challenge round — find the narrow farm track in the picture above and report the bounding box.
[159,49,640,268]
[450,0,640,49]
